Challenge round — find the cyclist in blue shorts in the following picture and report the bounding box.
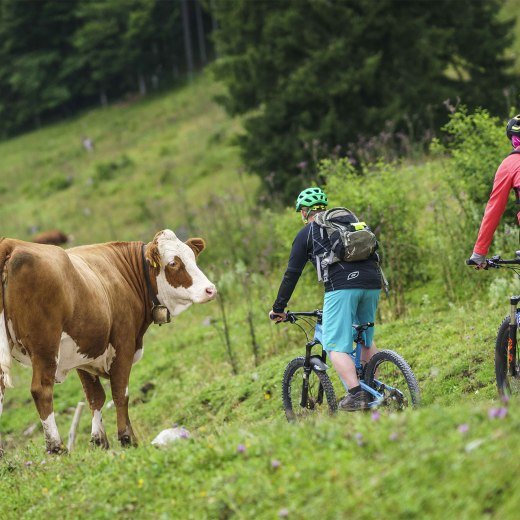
[269,187,382,411]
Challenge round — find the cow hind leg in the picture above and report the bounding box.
[31,355,64,454]
[77,369,109,449]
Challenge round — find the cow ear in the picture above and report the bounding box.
[186,238,205,257]
[145,241,162,274]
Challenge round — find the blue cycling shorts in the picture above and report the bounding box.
[322,289,381,354]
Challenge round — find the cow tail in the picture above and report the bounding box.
[0,239,13,389]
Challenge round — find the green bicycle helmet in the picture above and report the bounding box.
[295,187,328,212]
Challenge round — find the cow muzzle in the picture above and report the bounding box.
[201,285,217,302]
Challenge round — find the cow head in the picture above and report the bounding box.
[145,230,217,317]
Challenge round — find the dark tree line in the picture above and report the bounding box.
[1,0,517,202]
[211,0,516,200]
[0,0,213,137]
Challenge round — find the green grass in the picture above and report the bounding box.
[1,300,519,518]
[3,402,520,519]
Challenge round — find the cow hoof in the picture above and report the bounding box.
[46,445,67,455]
[90,436,109,450]
[119,435,138,448]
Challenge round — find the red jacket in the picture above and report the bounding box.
[473,149,520,255]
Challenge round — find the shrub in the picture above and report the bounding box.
[431,107,510,206]
[320,158,425,317]
[428,107,518,301]
[93,154,134,183]
[23,173,73,198]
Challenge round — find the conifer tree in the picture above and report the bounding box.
[212,0,515,199]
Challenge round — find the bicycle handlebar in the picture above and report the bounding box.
[284,310,322,322]
[467,253,520,269]
[269,310,322,323]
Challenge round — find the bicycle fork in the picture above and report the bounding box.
[509,297,520,378]
[301,340,327,408]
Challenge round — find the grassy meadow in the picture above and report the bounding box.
[0,75,253,245]
[1,73,520,518]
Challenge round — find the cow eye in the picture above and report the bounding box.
[168,260,176,267]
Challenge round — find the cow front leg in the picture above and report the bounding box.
[77,369,109,449]
[31,355,64,454]
[109,357,137,447]
[0,374,5,457]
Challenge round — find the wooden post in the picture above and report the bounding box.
[67,401,85,453]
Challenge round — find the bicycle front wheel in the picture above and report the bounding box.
[364,350,421,410]
[281,357,337,422]
[495,315,520,397]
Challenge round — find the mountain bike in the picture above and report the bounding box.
[280,310,421,422]
[468,252,520,396]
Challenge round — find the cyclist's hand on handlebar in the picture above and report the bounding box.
[269,310,286,323]
[467,251,488,270]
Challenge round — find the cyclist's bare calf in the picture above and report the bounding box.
[330,341,378,390]
[329,351,359,388]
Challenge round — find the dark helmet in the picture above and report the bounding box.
[506,114,520,139]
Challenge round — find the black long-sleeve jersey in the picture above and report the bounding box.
[272,223,382,313]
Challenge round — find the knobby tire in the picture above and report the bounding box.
[281,357,337,422]
[364,350,421,409]
[495,315,520,397]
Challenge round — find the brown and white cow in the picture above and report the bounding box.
[32,229,69,246]
[0,229,216,454]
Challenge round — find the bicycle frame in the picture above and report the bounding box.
[313,321,395,408]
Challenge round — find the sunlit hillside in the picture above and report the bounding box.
[0,74,254,246]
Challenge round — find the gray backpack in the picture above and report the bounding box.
[313,207,378,282]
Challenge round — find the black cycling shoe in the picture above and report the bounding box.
[338,390,371,411]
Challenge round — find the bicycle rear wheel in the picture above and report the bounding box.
[364,350,420,410]
[282,357,337,422]
[495,315,520,397]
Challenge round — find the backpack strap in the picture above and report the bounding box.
[310,222,324,282]
[310,221,333,283]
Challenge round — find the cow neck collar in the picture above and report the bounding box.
[141,244,161,309]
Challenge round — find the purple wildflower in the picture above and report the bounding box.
[296,161,308,170]
[457,423,469,434]
[24,461,33,467]
[389,432,398,441]
[237,444,246,454]
[271,459,281,469]
[354,432,363,446]
[497,407,508,419]
[371,411,380,422]
[488,407,508,420]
